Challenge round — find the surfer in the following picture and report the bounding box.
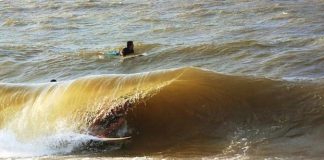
[50,79,57,82]
[89,100,132,137]
[120,41,134,56]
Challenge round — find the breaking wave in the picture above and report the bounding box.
[0,67,323,158]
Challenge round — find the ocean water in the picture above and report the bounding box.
[0,0,324,159]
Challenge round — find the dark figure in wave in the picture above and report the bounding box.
[120,41,134,56]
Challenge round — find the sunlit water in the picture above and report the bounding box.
[0,0,323,159]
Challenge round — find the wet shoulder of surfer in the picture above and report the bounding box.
[120,41,134,56]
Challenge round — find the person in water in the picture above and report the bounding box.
[120,41,134,56]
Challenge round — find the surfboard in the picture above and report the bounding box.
[121,53,148,61]
[122,54,144,59]
[102,50,147,59]
[93,136,131,142]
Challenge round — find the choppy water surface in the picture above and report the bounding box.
[0,0,323,159]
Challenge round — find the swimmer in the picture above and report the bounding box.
[120,41,134,56]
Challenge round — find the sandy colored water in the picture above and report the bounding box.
[0,0,324,159]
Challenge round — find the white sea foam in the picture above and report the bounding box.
[282,76,318,82]
[0,129,95,158]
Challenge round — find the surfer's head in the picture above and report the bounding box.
[127,41,134,50]
[50,79,57,82]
